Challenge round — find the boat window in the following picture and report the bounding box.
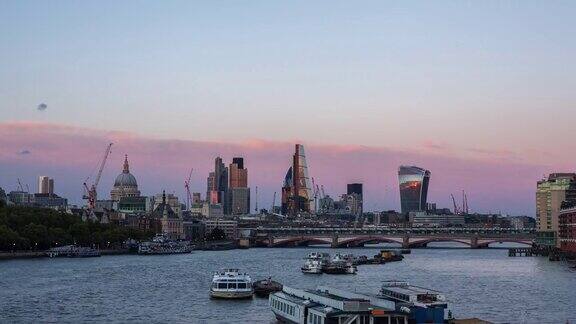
[217,283,227,289]
[238,282,247,289]
[228,283,237,289]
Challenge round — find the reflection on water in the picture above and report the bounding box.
[0,244,574,323]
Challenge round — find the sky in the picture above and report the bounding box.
[1,1,576,215]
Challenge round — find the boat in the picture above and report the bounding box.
[138,234,192,255]
[210,269,254,299]
[47,245,100,258]
[301,252,329,274]
[67,246,101,258]
[378,280,447,323]
[253,278,283,297]
[371,250,404,263]
[323,253,357,274]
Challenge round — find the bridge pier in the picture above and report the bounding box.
[403,236,410,249]
[471,236,479,249]
[331,235,338,248]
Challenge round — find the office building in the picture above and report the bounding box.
[38,176,54,195]
[228,157,250,215]
[229,157,247,188]
[281,144,314,215]
[203,219,238,240]
[398,166,431,214]
[228,188,250,215]
[192,192,202,204]
[33,193,67,210]
[207,172,218,204]
[536,173,576,246]
[559,202,576,256]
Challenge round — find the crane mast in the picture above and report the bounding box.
[271,191,276,214]
[254,186,258,213]
[451,194,459,215]
[83,143,113,210]
[184,168,193,210]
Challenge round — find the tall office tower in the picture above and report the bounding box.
[281,167,294,215]
[398,166,431,214]
[282,144,314,215]
[347,183,363,214]
[229,157,248,188]
[207,172,218,204]
[536,173,576,235]
[228,157,250,215]
[214,157,229,205]
[38,176,50,194]
[48,178,54,195]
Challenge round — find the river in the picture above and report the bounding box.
[0,244,574,323]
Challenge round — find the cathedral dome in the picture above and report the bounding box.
[114,155,138,187]
[110,155,141,201]
[114,172,137,187]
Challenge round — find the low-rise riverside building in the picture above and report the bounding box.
[559,202,576,257]
[204,219,238,240]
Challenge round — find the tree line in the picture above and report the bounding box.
[0,201,154,251]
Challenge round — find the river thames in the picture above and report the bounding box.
[1,244,574,323]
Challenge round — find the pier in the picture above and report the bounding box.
[508,248,534,257]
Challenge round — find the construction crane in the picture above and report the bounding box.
[311,177,318,214]
[17,178,24,192]
[83,143,113,210]
[184,168,193,211]
[271,191,276,214]
[315,184,321,213]
[254,186,258,213]
[451,194,460,215]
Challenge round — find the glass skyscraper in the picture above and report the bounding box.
[281,144,314,215]
[398,166,431,214]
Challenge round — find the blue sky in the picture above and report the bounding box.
[1,1,576,214]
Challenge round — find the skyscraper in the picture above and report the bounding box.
[38,176,51,194]
[207,172,217,204]
[398,166,431,214]
[228,157,250,215]
[214,157,228,205]
[347,183,363,215]
[282,144,314,215]
[230,157,248,188]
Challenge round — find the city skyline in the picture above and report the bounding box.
[0,120,560,216]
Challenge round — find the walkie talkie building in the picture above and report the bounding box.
[398,165,431,214]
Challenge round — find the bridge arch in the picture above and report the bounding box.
[410,238,472,248]
[478,239,533,248]
[271,237,332,247]
[336,236,403,248]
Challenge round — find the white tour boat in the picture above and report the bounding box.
[301,252,329,274]
[210,269,254,299]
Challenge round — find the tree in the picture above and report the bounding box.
[206,227,226,241]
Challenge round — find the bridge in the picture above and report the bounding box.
[250,227,535,249]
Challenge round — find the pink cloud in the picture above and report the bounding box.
[0,121,563,215]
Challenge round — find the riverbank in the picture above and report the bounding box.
[0,249,132,260]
